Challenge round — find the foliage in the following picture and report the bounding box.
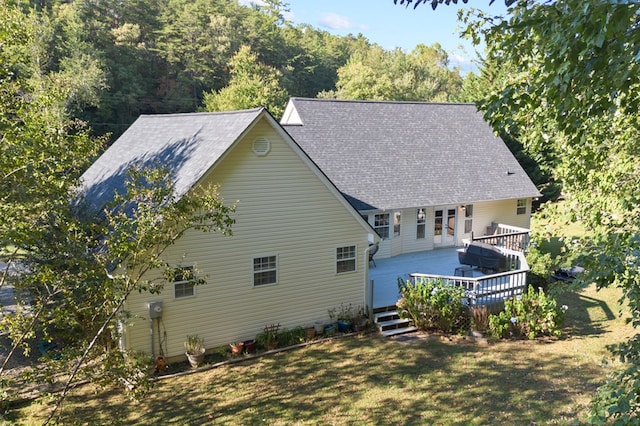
[256,323,280,350]
[438,0,640,418]
[319,43,462,102]
[277,327,307,347]
[396,277,467,333]
[201,45,289,118]
[328,303,363,323]
[12,282,630,424]
[184,335,205,355]
[488,285,566,340]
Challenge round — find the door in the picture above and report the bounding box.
[434,207,457,248]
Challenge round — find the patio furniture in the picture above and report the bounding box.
[552,266,584,281]
[454,265,473,277]
[457,241,508,272]
[369,243,379,268]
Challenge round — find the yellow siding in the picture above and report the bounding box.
[124,118,369,358]
[367,200,533,259]
[471,199,533,236]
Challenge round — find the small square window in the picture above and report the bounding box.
[517,199,527,215]
[254,255,277,286]
[336,245,356,274]
[171,266,196,299]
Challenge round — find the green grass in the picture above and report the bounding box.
[9,284,634,425]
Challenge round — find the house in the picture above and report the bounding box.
[79,108,377,360]
[280,98,541,260]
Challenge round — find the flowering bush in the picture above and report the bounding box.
[396,277,468,333]
[488,285,567,340]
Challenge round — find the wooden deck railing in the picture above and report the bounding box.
[472,223,531,253]
[409,248,529,307]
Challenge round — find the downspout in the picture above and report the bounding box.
[105,267,128,354]
[363,243,375,313]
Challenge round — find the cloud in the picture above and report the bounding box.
[238,0,265,6]
[448,53,478,75]
[319,13,368,31]
[236,0,295,22]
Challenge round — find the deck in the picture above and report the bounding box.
[369,246,528,308]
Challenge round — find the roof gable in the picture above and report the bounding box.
[281,98,541,211]
[79,109,264,211]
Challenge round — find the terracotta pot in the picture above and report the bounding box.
[230,341,244,355]
[155,356,167,372]
[305,327,316,339]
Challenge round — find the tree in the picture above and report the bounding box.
[432,0,640,421]
[320,43,462,101]
[0,3,236,421]
[201,45,289,118]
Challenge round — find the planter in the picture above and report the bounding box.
[230,341,245,356]
[243,339,257,354]
[305,327,316,340]
[324,323,335,337]
[313,321,325,334]
[337,320,352,333]
[185,350,205,368]
[155,356,167,373]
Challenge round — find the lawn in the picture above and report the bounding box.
[9,283,634,425]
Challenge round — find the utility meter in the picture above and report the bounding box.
[148,301,163,319]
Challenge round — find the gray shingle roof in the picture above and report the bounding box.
[79,109,264,211]
[282,98,540,211]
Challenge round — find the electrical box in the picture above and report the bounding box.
[148,301,163,319]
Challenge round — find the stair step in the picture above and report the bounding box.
[377,318,411,329]
[381,326,418,337]
[374,310,400,322]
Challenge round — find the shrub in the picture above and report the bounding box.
[396,277,468,333]
[278,327,307,347]
[488,285,567,340]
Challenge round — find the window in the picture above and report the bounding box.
[374,213,389,239]
[416,208,426,239]
[464,204,473,234]
[254,255,277,286]
[393,212,401,237]
[172,266,196,299]
[336,245,356,273]
[517,199,527,215]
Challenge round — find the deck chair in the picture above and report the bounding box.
[369,243,379,268]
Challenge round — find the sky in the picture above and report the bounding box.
[246,1,510,73]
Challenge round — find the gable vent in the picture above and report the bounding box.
[252,137,271,156]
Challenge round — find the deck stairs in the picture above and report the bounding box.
[373,306,417,337]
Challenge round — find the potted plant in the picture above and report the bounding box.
[256,323,280,350]
[184,335,205,368]
[329,303,357,333]
[229,341,244,356]
[243,339,257,354]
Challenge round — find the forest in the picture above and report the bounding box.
[6,0,467,141]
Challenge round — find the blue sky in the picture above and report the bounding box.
[275,1,509,73]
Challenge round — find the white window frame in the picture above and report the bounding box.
[336,245,357,274]
[516,199,527,215]
[416,208,426,239]
[253,255,278,286]
[374,213,390,239]
[172,265,196,299]
[464,204,473,233]
[393,212,401,237]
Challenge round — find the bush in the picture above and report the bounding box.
[488,285,567,340]
[396,277,468,333]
